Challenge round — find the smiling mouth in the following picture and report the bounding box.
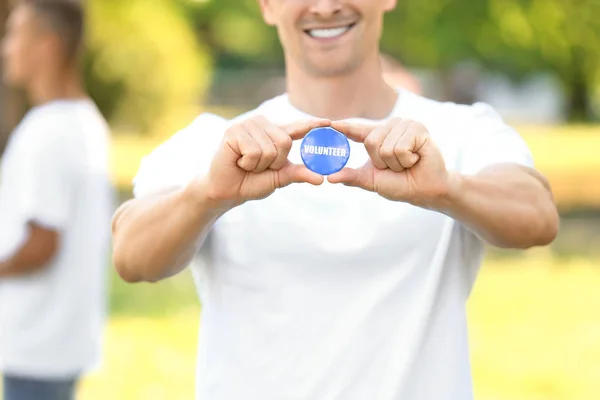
[305,23,357,39]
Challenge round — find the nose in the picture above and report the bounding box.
[308,0,342,19]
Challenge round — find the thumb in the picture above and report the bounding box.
[277,163,325,188]
[331,121,376,143]
[283,119,332,141]
[327,167,374,191]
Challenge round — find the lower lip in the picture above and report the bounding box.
[305,24,356,43]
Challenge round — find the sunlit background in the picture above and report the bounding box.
[1,0,599,399]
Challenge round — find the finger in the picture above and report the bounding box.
[262,123,293,171]
[380,120,411,172]
[244,119,278,173]
[327,167,374,191]
[277,162,325,188]
[233,131,262,172]
[395,123,426,168]
[282,119,331,141]
[380,130,406,173]
[331,121,377,143]
[363,125,392,170]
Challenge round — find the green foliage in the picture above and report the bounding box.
[79,0,599,123]
[382,0,600,121]
[383,0,600,79]
[84,0,212,135]
[179,0,281,68]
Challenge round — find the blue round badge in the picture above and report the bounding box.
[300,127,350,176]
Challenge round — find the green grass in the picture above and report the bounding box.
[469,256,600,400]
[109,268,198,317]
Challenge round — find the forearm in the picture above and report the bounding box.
[0,258,41,278]
[432,166,559,249]
[0,258,35,278]
[0,224,59,278]
[112,178,225,283]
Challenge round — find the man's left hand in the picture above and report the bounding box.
[328,119,452,207]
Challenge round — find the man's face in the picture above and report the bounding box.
[2,5,43,87]
[259,0,397,77]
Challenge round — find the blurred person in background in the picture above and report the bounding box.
[0,1,113,399]
[113,1,559,399]
[380,53,423,95]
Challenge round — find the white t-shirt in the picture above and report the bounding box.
[0,99,114,378]
[134,89,533,400]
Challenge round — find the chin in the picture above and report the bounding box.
[304,58,362,78]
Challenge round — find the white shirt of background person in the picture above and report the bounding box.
[0,0,115,383]
[0,99,114,378]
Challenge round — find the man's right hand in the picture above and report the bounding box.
[202,116,330,210]
[112,116,329,283]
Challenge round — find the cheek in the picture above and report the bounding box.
[360,10,384,40]
[12,40,34,67]
[274,6,304,41]
[4,36,20,58]
[5,42,35,80]
[277,23,302,50]
[3,44,19,72]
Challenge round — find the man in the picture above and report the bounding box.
[0,1,113,399]
[113,1,559,399]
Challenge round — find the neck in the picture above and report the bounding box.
[286,54,398,121]
[27,65,86,106]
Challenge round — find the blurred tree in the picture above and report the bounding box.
[180,0,599,122]
[0,0,26,155]
[179,0,281,70]
[84,0,212,136]
[383,0,600,121]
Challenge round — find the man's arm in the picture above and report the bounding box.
[112,178,223,283]
[114,117,327,283]
[434,164,559,249]
[329,120,559,250]
[0,223,60,278]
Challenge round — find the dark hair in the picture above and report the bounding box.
[22,0,84,62]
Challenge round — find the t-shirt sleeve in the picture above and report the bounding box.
[133,113,229,199]
[16,131,75,231]
[459,102,534,175]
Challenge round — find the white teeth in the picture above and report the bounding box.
[308,26,351,39]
